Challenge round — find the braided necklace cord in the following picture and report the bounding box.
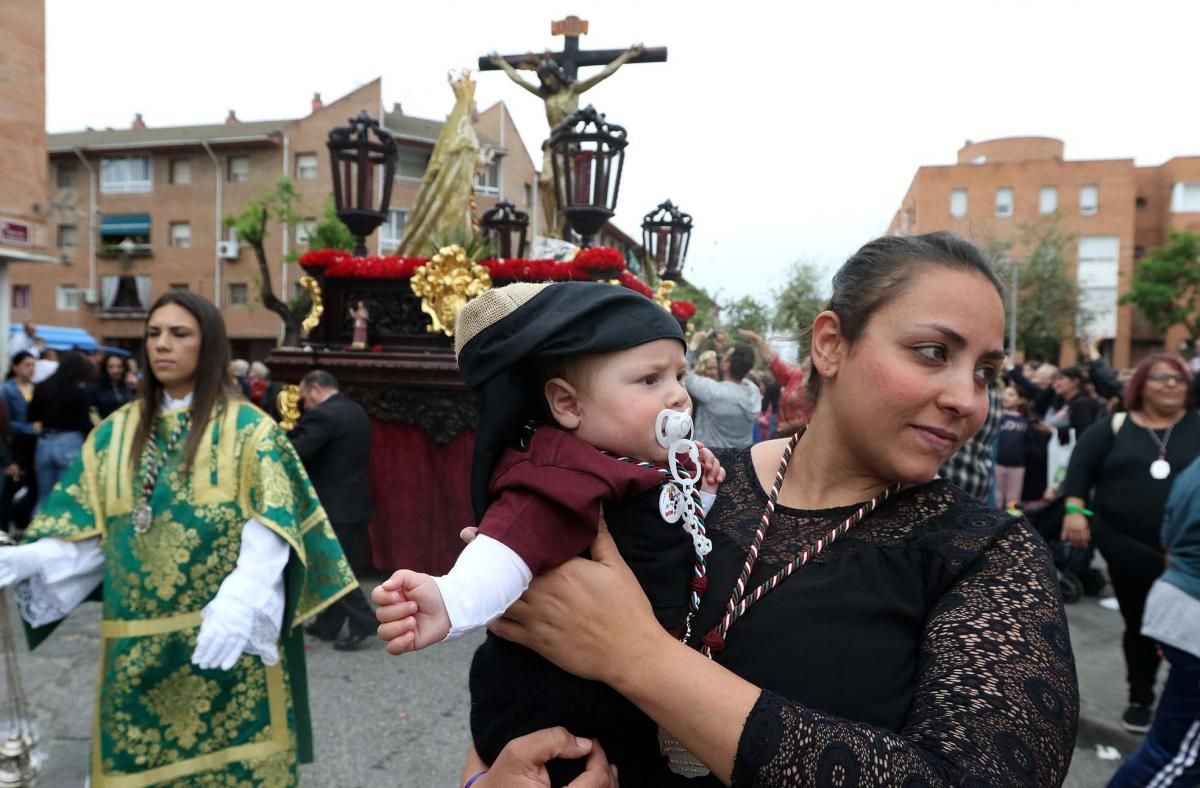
[132,412,190,533]
[605,452,709,645]
[701,428,901,657]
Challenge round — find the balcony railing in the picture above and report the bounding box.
[98,242,153,260]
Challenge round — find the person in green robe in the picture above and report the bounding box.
[0,290,360,786]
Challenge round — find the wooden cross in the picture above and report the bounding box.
[478,15,667,81]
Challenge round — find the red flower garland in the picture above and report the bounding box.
[297,247,694,321]
[670,300,697,320]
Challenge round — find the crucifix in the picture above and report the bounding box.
[479,16,667,234]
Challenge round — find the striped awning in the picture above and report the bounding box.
[100,213,151,236]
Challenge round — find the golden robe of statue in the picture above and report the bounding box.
[397,73,483,257]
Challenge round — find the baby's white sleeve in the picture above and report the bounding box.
[434,534,533,641]
[698,489,717,515]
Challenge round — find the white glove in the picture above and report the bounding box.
[192,594,256,671]
[0,541,60,587]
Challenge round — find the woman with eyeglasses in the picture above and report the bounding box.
[1062,353,1200,735]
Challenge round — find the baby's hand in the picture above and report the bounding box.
[372,570,451,655]
[695,441,725,494]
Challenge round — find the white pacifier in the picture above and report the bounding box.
[655,408,712,556]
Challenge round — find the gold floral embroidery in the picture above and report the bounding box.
[257,456,294,512]
[142,666,220,749]
[131,518,202,601]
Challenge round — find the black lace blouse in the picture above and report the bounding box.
[683,448,1078,787]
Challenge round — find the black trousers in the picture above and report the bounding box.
[312,583,377,639]
[1096,520,1164,706]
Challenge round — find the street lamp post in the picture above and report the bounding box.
[641,200,693,281]
[327,111,399,257]
[548,105,627,246]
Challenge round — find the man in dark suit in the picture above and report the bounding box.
[289,369,377,650]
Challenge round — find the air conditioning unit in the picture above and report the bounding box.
[82,289,99,305]
[217,241,240,260]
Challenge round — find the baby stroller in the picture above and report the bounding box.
[1019,497,1106,603]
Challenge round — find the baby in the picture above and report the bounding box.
[373,281,723,784]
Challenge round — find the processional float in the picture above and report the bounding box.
[267,18,696,576]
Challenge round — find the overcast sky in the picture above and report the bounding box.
[45,0,1200,306]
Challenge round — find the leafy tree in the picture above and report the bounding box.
[721,295,771,338]
[1119,231,1200,340]
[306,197,355,252]
[989,214,1087,362]
[225,177,311,346]
[772,260,827,339]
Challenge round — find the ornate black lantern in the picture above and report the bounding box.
[327,111,398,257]
[548,105,627,246]
[642,200,693,281]
[480,200,530,259]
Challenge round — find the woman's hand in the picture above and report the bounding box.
[475,729,619,788]
[1061,512,1090,548]
[491,518,667,685]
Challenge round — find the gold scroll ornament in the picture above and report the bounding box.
[277,384,301,431]
[409,244,493,337]
[654,280,677,311]
[299,275,324,338]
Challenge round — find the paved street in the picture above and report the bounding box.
[3,573,1152,787]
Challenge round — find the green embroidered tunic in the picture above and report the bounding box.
[24,399,359,787]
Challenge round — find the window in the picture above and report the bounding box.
[169,222,191,248]
[100,156,152,194]
[56,163,76,188]
[381,209,407,252]
[169,282,189,291]
[57,224,77,249]
[1079,185,1099,215]
[295,153,318,180]
[524,183,533,208]
[227,156,250,183]
[949,188,968,218]
[100,275,151,313]
[395,146,430,180]
[11,285,31,310]
[994,187,1013,218]
[1171,182,1200,213]
[1135,196,1148,210]
[56,284,81,311]
[474,158,500,193]
[227,282,248,306]
[1077,236,1120,337]
[295,218,317,245]
[1039,186,1058,214]
[169,159,191,185]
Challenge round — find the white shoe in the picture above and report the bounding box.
[1099,597,1120,611]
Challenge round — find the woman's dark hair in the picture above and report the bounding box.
[130,290,238,470]
[806,232,1004,403]
[1124,353,1191,413]
[7,351,34,380]
[35,351,94,403]
[100,352,128,382]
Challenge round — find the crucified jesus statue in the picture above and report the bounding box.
[487,43,643,235]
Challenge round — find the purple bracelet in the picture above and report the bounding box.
[464,771,487,787]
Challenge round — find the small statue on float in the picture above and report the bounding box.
[349,300,370,350]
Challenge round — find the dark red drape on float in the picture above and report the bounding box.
[366,420,476,575]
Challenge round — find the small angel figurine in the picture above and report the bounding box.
[349,301,369,349]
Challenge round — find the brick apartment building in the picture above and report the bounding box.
[0,0,61,359]
[888,137,1200,369]
[12,79,541,360]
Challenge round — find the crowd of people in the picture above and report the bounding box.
[0,229,1198,785]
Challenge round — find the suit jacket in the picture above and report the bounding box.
[288,392,374,527]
